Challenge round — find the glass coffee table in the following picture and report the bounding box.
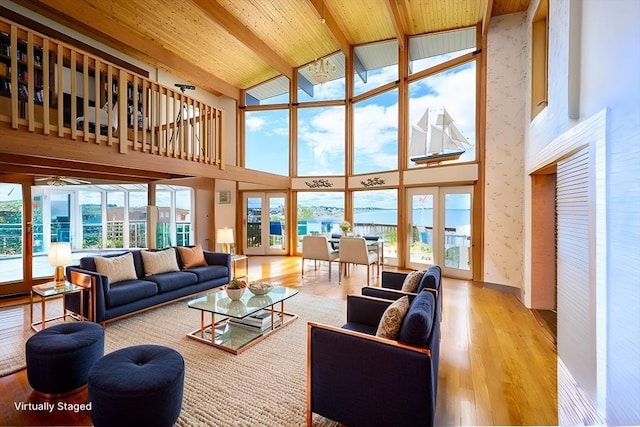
[186,286,298,354]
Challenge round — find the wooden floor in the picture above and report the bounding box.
[0,256,586,426]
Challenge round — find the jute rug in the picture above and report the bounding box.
[2,292,346,426]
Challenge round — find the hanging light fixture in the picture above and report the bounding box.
[308,1,336,85]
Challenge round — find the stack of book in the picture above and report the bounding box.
[229,310,281,331]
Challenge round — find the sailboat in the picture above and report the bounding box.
[409,107,472,164]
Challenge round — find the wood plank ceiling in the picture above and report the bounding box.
[10,0,529,100]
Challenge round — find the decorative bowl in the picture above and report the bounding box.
[225,287,245,301]
[248,282,273,295]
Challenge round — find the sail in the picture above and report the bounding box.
[409,125,427,157]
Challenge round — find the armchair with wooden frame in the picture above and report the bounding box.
[307,290,440,427]
[362,265,442,321]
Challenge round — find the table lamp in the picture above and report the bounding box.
[217,228,234,253]
[48,242,72,283]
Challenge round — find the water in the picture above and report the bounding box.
[354,208,470,227]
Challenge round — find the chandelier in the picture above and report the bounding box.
[308,1,335,85]
[308,57,335,84]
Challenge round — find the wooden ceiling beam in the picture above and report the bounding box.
[308,0,351,58]
[10,0,240,100]
[482,0,495,37]
[190,0,293,81]
[0,153,175,181]
[384,0,407,51]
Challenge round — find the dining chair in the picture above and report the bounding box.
[338,237,379,285]
[302,235,339,279]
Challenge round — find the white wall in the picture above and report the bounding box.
[483,12,528,288]
[524,0,640,424]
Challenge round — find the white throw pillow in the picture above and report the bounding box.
[141,248,180,276]
[94,252,138,284]
[401,270,425,293]
[375,295,410,340]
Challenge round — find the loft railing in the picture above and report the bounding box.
[0,17,223,165]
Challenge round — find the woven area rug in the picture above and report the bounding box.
[0,303,37,377]
[0,292,345,425]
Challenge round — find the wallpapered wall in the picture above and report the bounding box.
[483,12,528,288]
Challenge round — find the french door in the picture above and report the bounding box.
[406,186,473,279]
[243,192,287,256]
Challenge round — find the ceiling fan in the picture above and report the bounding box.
[35,176,92,186]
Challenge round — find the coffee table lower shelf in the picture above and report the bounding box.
[187,307,298,355]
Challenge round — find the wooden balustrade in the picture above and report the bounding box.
[0,17,223,167]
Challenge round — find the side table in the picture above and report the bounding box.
[30,281,86,332]
[231,254,249,280]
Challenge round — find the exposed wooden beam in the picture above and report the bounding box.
[190,0,293,81]
[9,0,240,100]
[482,0,495,37]
[384,0,406,51]
[308,0,351,58]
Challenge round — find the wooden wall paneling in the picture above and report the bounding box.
[42,38,49,135]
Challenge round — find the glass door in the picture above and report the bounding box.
[441,187,472,279]
[243,192,287,256]
[0,183,26,294]
[406,186,473,279]
[406,187,439,270]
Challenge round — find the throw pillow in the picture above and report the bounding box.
[398,290,435,347]
[141,248,180,276]
[177,244,207,269]
[375,295,410,340]
[401,270,425,293]
[94,252,137,284]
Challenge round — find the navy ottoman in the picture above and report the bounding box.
[88,344,185,427]
[25,321,105,396]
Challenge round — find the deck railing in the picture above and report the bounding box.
[0,17,223,165]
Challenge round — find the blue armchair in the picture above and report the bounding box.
[307,290,440,427]
[362,265,442,321]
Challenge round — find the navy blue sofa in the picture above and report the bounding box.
[307,290,440,427]
[65,249,231,324]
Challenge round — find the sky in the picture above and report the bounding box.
[246,51,477,178]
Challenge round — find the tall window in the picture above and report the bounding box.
[297,106,345,176]
[353,88,399,174]
[531,0,549,119]
[106,192,125,248]
[296,191,345,250]
[353,40,398,96]
[175,187,192,246]
[245,109,290,176]
[79,190,103,249]
[409,27,476,75]
[353,189,398,259]
[128,191,147,248]
[408,61,476,167]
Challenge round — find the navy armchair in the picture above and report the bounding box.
[307,291,440,427]
[362,265,442,321]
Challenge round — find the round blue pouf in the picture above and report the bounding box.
[26,321,105,396]
[88,344,185,427]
